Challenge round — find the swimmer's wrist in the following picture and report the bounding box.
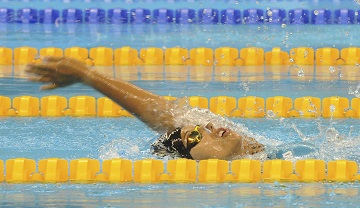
[80,67,97,84]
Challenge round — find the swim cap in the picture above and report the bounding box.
[151,128,193,159]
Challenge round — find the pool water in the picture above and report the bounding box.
[1,183,360,207]
[2,76,360,207]
[2,0,360,207]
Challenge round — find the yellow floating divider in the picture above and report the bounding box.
[89,47,114,66]
[14,46,38,65]
[189,47,214,66]
[327,160,360,182]
[139,47,164,65]
[163,96,177,101]
[114,46,141,66]
[6,46,360,68]
[161,158,197,183]
[231,159,261,182]
[198,159,230,183]
[239,47,265,66]
[290,47,315,65]
[315,47,340,66]
[262,159,295,182]
[214,47,240,66]
[348,98,360,118]
[238,96,265,118]
[99,158,133,182]
[40,95,67,117]
[0,160,3,182]
[295,159,326,182]
[97,97,122,117]
[37,158,68,182]
[266,96,293,118]
[340,47,360,65]
[12,96,40,116]
[3,94,360,119]
[39,47,63,58]
[210,96,239,117]
[0,96,11,116]
[322,96,349,118]
[134,159,164,183]
[0,47,13,65]
[165,47,189,65]
[3,158,360,183]
[292,96,321,118]
[97,97,134,117]
[188,96,208,109]
[64,47,89,61]
[265,47,290,65]
[6,158,36,183]
[70,158,100,182]
[68,96,96,116]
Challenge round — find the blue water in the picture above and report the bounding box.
[1,183,360,207]
[2,76,360,206]
[1,23,360,51]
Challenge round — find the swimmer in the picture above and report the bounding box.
[26,56,265,160]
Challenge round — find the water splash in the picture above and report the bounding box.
[99,138,143,160]
[348,83,360,98]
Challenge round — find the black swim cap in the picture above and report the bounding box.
[151,128,193,159]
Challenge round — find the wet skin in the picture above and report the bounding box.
[181,123,265,160]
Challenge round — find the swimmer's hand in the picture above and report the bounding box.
[26,56,89,90]
[243,137,265,155]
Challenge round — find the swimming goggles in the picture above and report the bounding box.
[186,125,203,150]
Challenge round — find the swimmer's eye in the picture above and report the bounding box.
[204,126,212,134]
[186,125,203,151]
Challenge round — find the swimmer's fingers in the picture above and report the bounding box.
[27,75,53,83]
[42,56,64,63]
[26,63,58,75]
[40,83,59,90]
[43,56,84,66]
[27,76,59,90]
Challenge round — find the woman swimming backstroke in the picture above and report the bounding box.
[26,56,265,160]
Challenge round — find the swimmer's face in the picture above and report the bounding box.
[180,123,264,160]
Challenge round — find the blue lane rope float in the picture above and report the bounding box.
[0,8,359,24]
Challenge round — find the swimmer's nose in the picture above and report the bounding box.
[204,122,214,133]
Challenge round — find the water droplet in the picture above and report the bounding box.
[298,69,304,77]
[330,105,336,113]
[329,66,335,73]
[281,23,286,28]
[313,10,319,15]
[267,110,275,118]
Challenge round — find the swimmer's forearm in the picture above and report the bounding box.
[81,69,176,131]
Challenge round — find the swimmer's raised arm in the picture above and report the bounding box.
[26,56,177,132]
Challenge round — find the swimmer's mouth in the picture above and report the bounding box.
[217,128,229,138]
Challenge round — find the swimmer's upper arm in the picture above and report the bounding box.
[82,69,179,132]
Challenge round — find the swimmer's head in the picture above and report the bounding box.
[152,122,265,160]
[151,128,193,159]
